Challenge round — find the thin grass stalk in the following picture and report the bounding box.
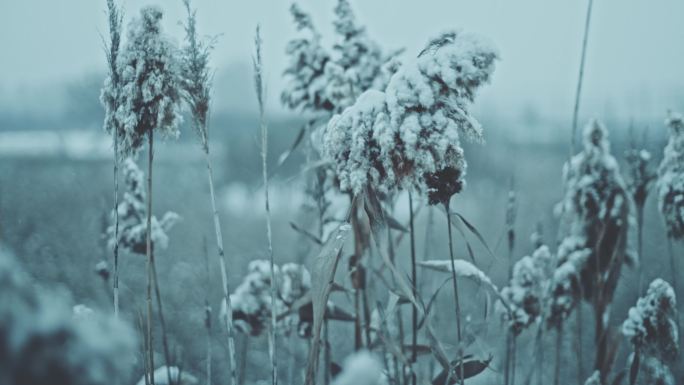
[205,150,238,385]
[113,137,120,319]
[350,196,363,350]
[667,237,682,353]
[253,25,277,385]
[151,253,173,385]
[397,304,406,385]
[667,238,678,300]
[146,130,155,385]
[181,2,238,382]
[138,309,150,385]
[239,335,249,385]
[505,185,516,385]
[445,202,464,385]
[103,0,122,319]
[363,286,373,348]
[576,300,583,385]
[203,238,212,385]
[384,217,404,385]
[534,323,544,385]
[419,206,434,385]
[511,335,517,385]
[555,323,563,385]
[408,192,418,385]
[570,0,594,156]
[323,319,331,385]
[287,333,296,385]
[636,205,645,293]
[504,333,511,385]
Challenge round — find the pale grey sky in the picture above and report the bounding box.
[0,0,682,120]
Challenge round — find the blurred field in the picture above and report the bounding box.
[0,114,681,383]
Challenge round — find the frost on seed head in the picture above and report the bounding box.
[281,1,398,115]
[555,119,635,318]
[224,260,320,337]
[657,111,684,240]
[112,5,183,156]
[106,158,180,254]
[547,236,590,329]
[622,278,678,362]
[500,244,553,335]
[639,356,675,385]
[332,351,385,385]
[624,144,655,209]
[323,30,497,203]
[281,4,332,113]
[0,250,134,385]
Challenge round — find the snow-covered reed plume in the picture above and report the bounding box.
[625,146,656,215]
[622,278,678,385]
[179,2,238,384]
[556,119,635,380]
[500,243,553,335]
[558,119,634,302]
[547,238,590,329]
[323,30,497,202]
[114,6,183,156]
[625,137,656,292]
[223,260,315,337]
[622,278,679,362]
[657,112,684,297]
[106,158,179,255]
[227,260,282,337]
[281,3,332,113]
[327,0,397,110]
[331,351,385,385]
[100,0,124,318]
[180,0,213,151]
[114,7,183,384]
[281,0,398,115]
[638,356,674,385]
[657,112,684,241]
[0,250,134,385]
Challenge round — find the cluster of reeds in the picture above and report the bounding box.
[89,1,684,385]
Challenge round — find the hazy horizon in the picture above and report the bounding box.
[1,0,683,122]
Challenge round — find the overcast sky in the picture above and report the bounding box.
[1,0,682,121]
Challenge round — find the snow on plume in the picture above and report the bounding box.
[622,278,679,362]
[135,366,198,385]
[281,3,332,113]
[282,1,399,115]
[323,30,497,202]
[0,250,134,385]
[223,260,318,337]
[114,6,183,156]
[500,244,553,335]
[332,351,385,385]
[547,236,590,329]
[100,0,123,151]
[106,158,180,254]
[657,111,684,240]
[640,356,675,385]
[180,0,213,147]
[625,146,655,209]
[554,119,634,317]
